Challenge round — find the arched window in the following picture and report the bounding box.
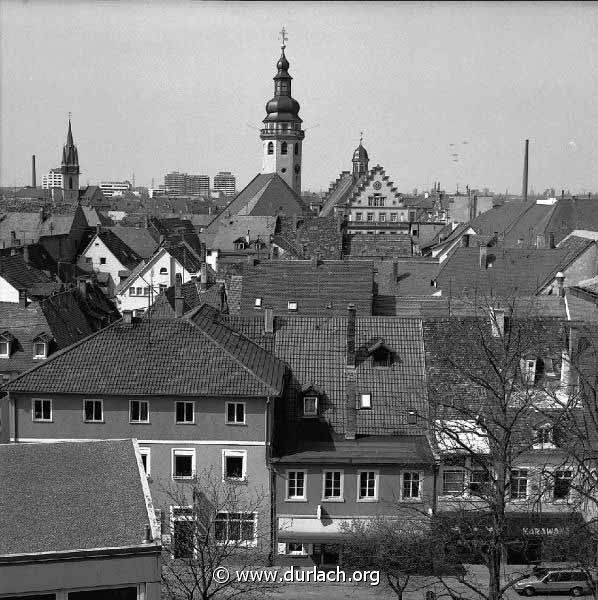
[159,267,168,275]
[267,142,274,155]
[281,142,288,155]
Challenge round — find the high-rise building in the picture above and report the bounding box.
[100,181,132,197]
[41,168,63,189]
[164,172,209,196]
[213,171,236,198]
[61,118,80,203]
[259,33,304,195]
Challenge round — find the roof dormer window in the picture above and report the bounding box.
[254,298,262,308]
[303,395,318,418]
[288,301,298,312]
[33,332,52,360]
[359,393,371,410]
[533,423,556,449]
[520,357,537,385]
[0,332,14,359]
[367,338,393,368]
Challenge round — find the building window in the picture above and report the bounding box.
[32,398,52,422]
[223,449,246,481]
[100,257,106,265]
[520,358,537,385]
[175,401,195,424]
[469,468,490,496]
[281,142,288,155]
[367,212,374,222]
[287,542,306,555]
[144,287,150,296]
[554,470,573,500]
[129,288,136,296]
[355,212,363,221]
[85,256,92,264]
[379,213,386,222]
[172,449,195,479]
[267,142,274,155]
[0,340,9,358]
[136,287,143,295]
[130,399,149,423]
[215,512,256,545]
[358,471,378,501]
[359,393,371,409]
[402,471,422,500]
[287,470,306,500]
[159,267,168,275]
[372,347,392,367]
[303,395,318,417]
[534,424,554,448]
[442,469,464,496]
[226,402,245,425]
[510,469,529,500]
[139,447,151,476]
[171,506,194,558]
[254,297,262,308]
[390,213,398,221]
[33,342,47,359]
[294,144,298,155]
[83,399,103,422]
[288,300,298,311]
[323,470,343,500]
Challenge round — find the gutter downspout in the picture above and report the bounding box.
[265,395,276,566]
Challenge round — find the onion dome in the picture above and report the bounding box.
[353,142,369,163]
[263,46,302,123]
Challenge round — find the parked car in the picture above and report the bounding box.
[514,569,592,596]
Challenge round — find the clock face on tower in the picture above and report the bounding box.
[373,181,382,190]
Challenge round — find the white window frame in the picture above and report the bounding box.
[303,395,318,417]
[0,339,9,358]
[32,397,52,422]
[401,470,423,501]
[510,468,530,501]
[172,448,196,480]
[225,401,246,425]
[286,542,307,555]
[254,298,262,308]
[286,469,307,501]
[359,393,372,409]
[130,399,150,423]
[322,470,344,502]
[33,341,47,359]
[533,423,555,449]
[222,449,247,481]
[441,468,465,497]
[214,510,257,547]
[288,300,298,312]
[83,398,103,423]
[175,400,195,424]
[139,447,151,476]
[357,470,379,502]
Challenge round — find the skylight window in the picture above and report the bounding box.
[255,298,262,308]
[359,394,371,409]
[288,301,298,312]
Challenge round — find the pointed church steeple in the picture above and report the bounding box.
[61,117,80,203]
[260,27,305,196]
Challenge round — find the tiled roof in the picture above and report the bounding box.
[109,226,159,258]
[235,259,374,316]
[272,315,427,445]
[272,215,344,260]
[204,214,277,241]
[149,281,227,317]
[208,173,306,227]
[319,172,359,217]
[435,237,593,298]
[95,230,143,271]
[5,315,286,396]
[167,241,204,273]
[0,254,61,297]
[0,440,154,555]
[542,197,598,245]
[345,234,412,258]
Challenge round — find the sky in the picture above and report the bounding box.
[1,1,598,196]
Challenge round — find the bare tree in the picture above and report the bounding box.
[160,468,278,600]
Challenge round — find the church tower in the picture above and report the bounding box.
[352,134,369,181]
[260,28,304,195]
[61,118,80,203]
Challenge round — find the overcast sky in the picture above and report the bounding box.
[2,1,597,195]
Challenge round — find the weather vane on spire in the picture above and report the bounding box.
[279,26,288,48]
[68,111,72,120]
[360,131,363,144]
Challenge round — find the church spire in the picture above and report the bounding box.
[61,116,80,203]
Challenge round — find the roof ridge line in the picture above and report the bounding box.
[187,309,284,395]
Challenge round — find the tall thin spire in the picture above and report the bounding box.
[67,114,74,147]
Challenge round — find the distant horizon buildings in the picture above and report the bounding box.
[213,171,236,198]
[99,180,131,197]
[164,171,210,197]
[41,168,63,189]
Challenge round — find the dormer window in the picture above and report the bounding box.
[32,333,51,360]
[303,396,318,418]
[0,332,14,358]
[288,301,298,312]
[367,338,393,368]
[359,394,371,410]
[533,424,555,449]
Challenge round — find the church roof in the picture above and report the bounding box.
[353,142,369,162]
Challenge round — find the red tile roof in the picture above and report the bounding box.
[0,440,155,556]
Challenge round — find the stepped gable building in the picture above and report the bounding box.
[0,440,161,599]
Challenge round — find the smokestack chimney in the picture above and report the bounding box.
[31,155,36,188]
[479,245,488,270]
[522,139,529,202]
[347,303,356,368]
[200,263,208,292]
[175,273,184,317]
[264,307,274,334]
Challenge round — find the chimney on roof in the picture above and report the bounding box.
[561,190,565,199]
[556,271,566,297]
[549,232,555,249]
[175,272,184,317]
[200,263,208,292]
[122,309,133,324]
[522,139,529,202]
[96,223,101,235]
[345,374,357,440]
[479,244,488,269]
[18,289,27,308]
[347,303,356,368]
[142,524,153,544]
[264,307,274,334]
[31,155,36,188]
[219,282,226,313]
